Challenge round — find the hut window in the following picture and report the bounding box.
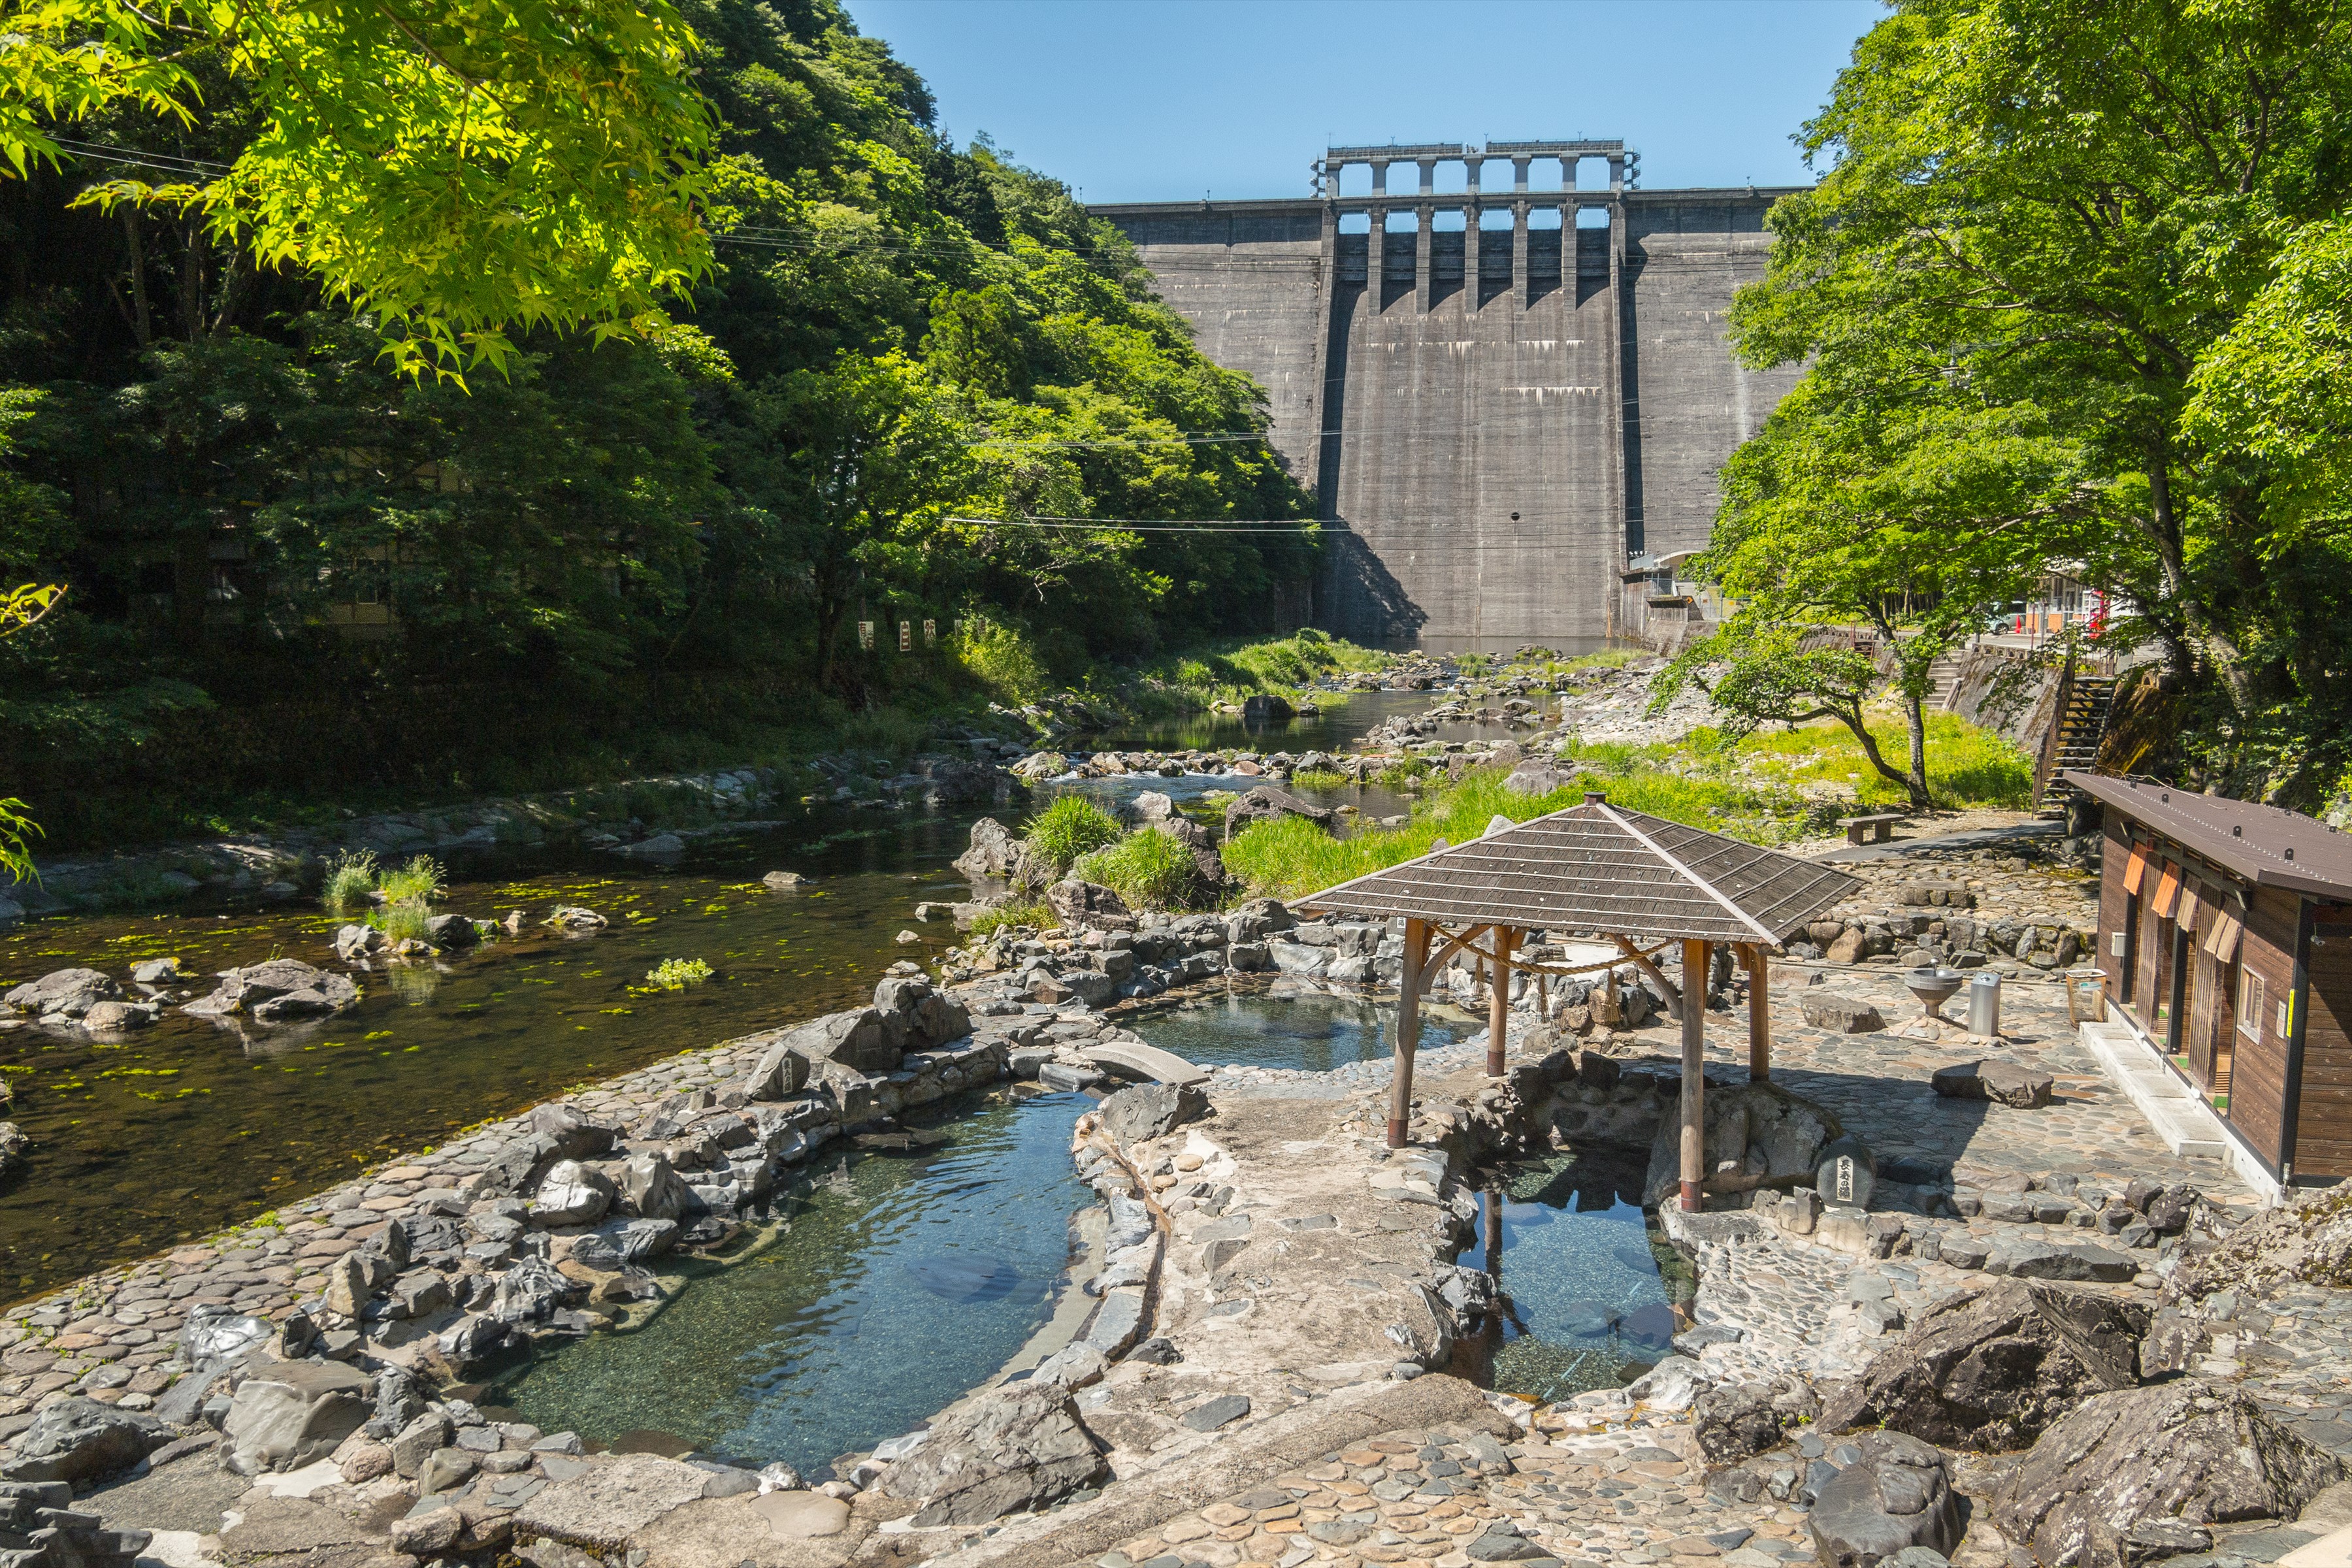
[2240,967,2265,1038]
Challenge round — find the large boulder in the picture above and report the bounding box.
[528,1103,618,1162]
[529,1159,614,1227]
[1931,1060,2054,1109]
[221,1360,374,1475]
[1808,1431,1963,1568]
[1694,1377,1821,1464]
[1046,880,1134,933]
[1820,1280,2148,1452]
[0,1398,171,1484]
[880,1383,1105,1527]
[874,977,972,1048]
[955,818,1047,892]
[3,968,122,1021]
[1097,1081,1209,1146]
[1802,993,1886,1034]
[0,1480,148,1568]
[616,1152,691,1222]
[1991,1383,2342,1566]
[183,958,359,1021]
[1501,762,1564,798]
[740,1036,811,1101]
[1641,1080,1840,1209]
[776,1007,904,1075]
[1222,787,1333,840]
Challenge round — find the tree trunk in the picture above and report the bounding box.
[2141,457,2252,715]
[1903,688,1930,808]
[122,210,151,349]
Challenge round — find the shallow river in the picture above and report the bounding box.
[0,690,1517,1302]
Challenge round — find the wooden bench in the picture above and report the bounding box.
[1840,813,1904,846]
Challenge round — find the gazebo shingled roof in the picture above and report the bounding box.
[1299,798,1861,943]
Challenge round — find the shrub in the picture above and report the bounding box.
[377,855,444,906]
[969,899,1053,937]
[955,623,1050,705]
[1023,795,1123,871]
[368,900,431,944]
[1289,768,1348,790]
[321,850,378,915]
[1074,829,1206,911]
[646,957,713,990]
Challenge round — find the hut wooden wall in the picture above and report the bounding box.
[2295,904,2352,1179]
[2229,886,2304,1174]
[2099,815,2134,1005]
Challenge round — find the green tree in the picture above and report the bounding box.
[1729,0,2352,796]
[3,0,717,375]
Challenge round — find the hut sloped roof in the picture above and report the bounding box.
[1299,799,1861,944]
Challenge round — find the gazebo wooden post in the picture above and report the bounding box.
[1679,938,1708,1211]
[1744,943,1771,1083]
[1390,918,1431,1148]
[1487,926,1516,1075]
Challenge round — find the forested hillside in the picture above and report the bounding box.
[0,0,1315,848]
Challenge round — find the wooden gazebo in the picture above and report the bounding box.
[1301,792,1860,1209]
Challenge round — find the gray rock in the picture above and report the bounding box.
[182,958,357,1021]
[127,958,178,984]
[1045,880,1135,933]
[2,968,121,1020]
[741,1037,811,1101]
[221,1360,374,1475]
[79,998,154,1032]
[2003,1241,2135,1284]
[1820,1280,2149,1451]
[180,1305,272,1364]
[529,1159,614,1226]
[389,1413,452,1478]
[1501,762,1564,798]
[1992,1383,2342,1567]
[490,1257,579,1325]
[616,1153,691,1222]
[953,818,1047,892]
[774,1007,904,1076]
[0,1397,169,1484]
[425,913,480,949]
[1695,1379,1821,1464]
[880,1383,1106,1526]
[528,1103,618,1162]
[1098,1081,1209,1146]
[761,871,805,890]
[1801,994,1886,1034]
[1181,1395,1250,1432]
[1641,1079,1842,1210]
[1931,1060,2055,1109]
[1223,787,1333,840]
[1809,1431,1962,1568]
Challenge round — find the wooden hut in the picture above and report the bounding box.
[2065,770,2352,1186]
[1301,792,1857,1209]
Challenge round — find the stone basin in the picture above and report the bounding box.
[1903,967,1966,1018]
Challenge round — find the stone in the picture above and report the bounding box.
[182,958,358,1021]
[530,1159,614,1226]
[547,905,607,928]
[338,1439,393,1484]
[80,998,153,1031]
[1696,1379,1821,1464]
[774,1007,904,1076]
[425,913,480,949]
[1809,1431,1963,1568]
[1820,1280,2149,1452]
[390,1412,452,1478]
[751,1490,851,1539]
[1046,880,1135,932]
[880,1383,1105,1527]
[333,924,387,961]
[762,871,805,890]
[1097,1080,1210,1145]
[129,956,180,984]
[530,1103,619,1162]
[221,1360,374,1475]
[3,968,121,1019]
[1181,1395,1250,1432]
[1802,994,1886,1033]
[391,1506,463,1556]
[0,1397,169,1484]
[1931,1060,2055,1109]
[419,1445,479,1494]
[1991,1383,2342,1567]
[1131,791,1176,821]
[617,1153,691,1222]
[1816,1137,1878,1211]
[1222,787,1334,839]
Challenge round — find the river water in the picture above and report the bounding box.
[0,691,1513,1302]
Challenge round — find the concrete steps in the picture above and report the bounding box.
[2079,1017,2227,1160]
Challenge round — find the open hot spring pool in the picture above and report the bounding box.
[480,1088,1094,1477]
[1120,987,1478,1073]
[1462,1149,1695,1405]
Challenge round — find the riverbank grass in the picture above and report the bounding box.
[1075,828,1206,911]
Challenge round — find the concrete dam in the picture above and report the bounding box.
[1092,140,1803,649]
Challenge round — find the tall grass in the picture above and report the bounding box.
[376,854,444,905]
[368,900,431,944]
[321,850,378,915]
[1074,829,1207,911]
[1024,796,1124,872]
[969,900,1053,937]
[1134,630,1389,711]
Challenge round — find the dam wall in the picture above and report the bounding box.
[1095,143,1801,649]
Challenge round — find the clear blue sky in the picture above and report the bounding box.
[838,0,1884,203]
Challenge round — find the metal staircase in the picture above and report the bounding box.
[2034,670,2118,807]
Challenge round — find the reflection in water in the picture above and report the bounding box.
[0,811,980,1301]
[1124,988,1478,1073]
[1468,1149,1690,1404]
[487,1090,1090,1477]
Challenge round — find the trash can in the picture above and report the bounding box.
[1967,972,2002,1038]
